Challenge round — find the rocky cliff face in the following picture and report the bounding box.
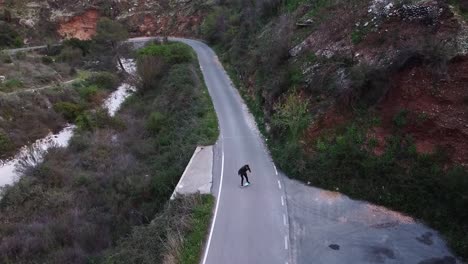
[0,0,208,43]
[57,9,100,40]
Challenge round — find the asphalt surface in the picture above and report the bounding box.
[284,178,460,264]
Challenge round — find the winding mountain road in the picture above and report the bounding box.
[174,38,290,264]
[135,37,290,263]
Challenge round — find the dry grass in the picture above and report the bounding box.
[0,88,79,160]
[0,48,218,263]
[0,52,76,93]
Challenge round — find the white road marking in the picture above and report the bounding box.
[283,214,287,226]
[281,195,285,206]
[273,164,278,175]
[202,145,224,264]
[284,236,289,250]
[278,180,282,189]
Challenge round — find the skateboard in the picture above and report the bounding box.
[240,182,251,188]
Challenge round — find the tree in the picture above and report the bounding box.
[93,18,128,72]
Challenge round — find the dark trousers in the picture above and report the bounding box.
[240,173,249,185]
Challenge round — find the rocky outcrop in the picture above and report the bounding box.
[0,0,208,42]
[57,9,100,40]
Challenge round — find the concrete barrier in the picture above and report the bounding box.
[170,145,213,199]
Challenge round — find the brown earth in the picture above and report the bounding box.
[373,56,468,165]
[57,9,100,40]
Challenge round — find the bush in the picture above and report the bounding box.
[0,131,12,155]
[138,42,194,64]
[56,46,82,65]
[0,52,12,63]
[85,72,119,90]
[146,112,166,135]
[53,102,85,122]
[393,109,409,128]
[63,38,91,56]
[41,56,54,65]
[1,79,23,92]
[14,51,26,60]
[103,195,214,264]
[76,110,124,131]
[137,56,166,92]
[0,22,22,48]
[77,85,99,102]
[201,7,228,44]
[271,92,310,140]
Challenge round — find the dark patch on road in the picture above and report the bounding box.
[418,256,456,264]
[366,246,396,262]
[416,232,434,245]
[329,244,340,250]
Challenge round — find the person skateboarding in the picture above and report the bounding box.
[238,164,251,187]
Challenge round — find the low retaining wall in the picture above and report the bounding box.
[170,145,213,199]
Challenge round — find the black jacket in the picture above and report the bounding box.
[238,165,251,175]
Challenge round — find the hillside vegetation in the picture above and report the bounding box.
[201,0,468,259]
[0,42,218,263]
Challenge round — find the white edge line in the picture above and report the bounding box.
[170,146,201,200]
[202,146,224,264]
[284,236,289,250]
[278,180,282,189]
[273,164,278,175]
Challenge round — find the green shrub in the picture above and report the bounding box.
[288,66,303,86]
[1,79,23,92]
[85,72,119,90]
[180,195,214,264]
[393,109,409,128]
[103,195,214,264]
[41,56,54,64]
[0,52,12,63]
[14,51,26,60]
[0,131,12,155]
[76,110,124,131]
[137,42,195,92]
[56,46,82,64]
[63,38,91,56]
[351,29,364,44]
[284,0,309,11]
[0,23,22,48]
[271,92,311,140]
[137,56,166,92]
[53,102,85,122]
[77,85,99,102]
[201,8,226,43]
[146,112,166,135]
[138,42,194,64]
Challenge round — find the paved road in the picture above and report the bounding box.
[175,38,290,264]
[284,178,460,264]
[2,45,48,55]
